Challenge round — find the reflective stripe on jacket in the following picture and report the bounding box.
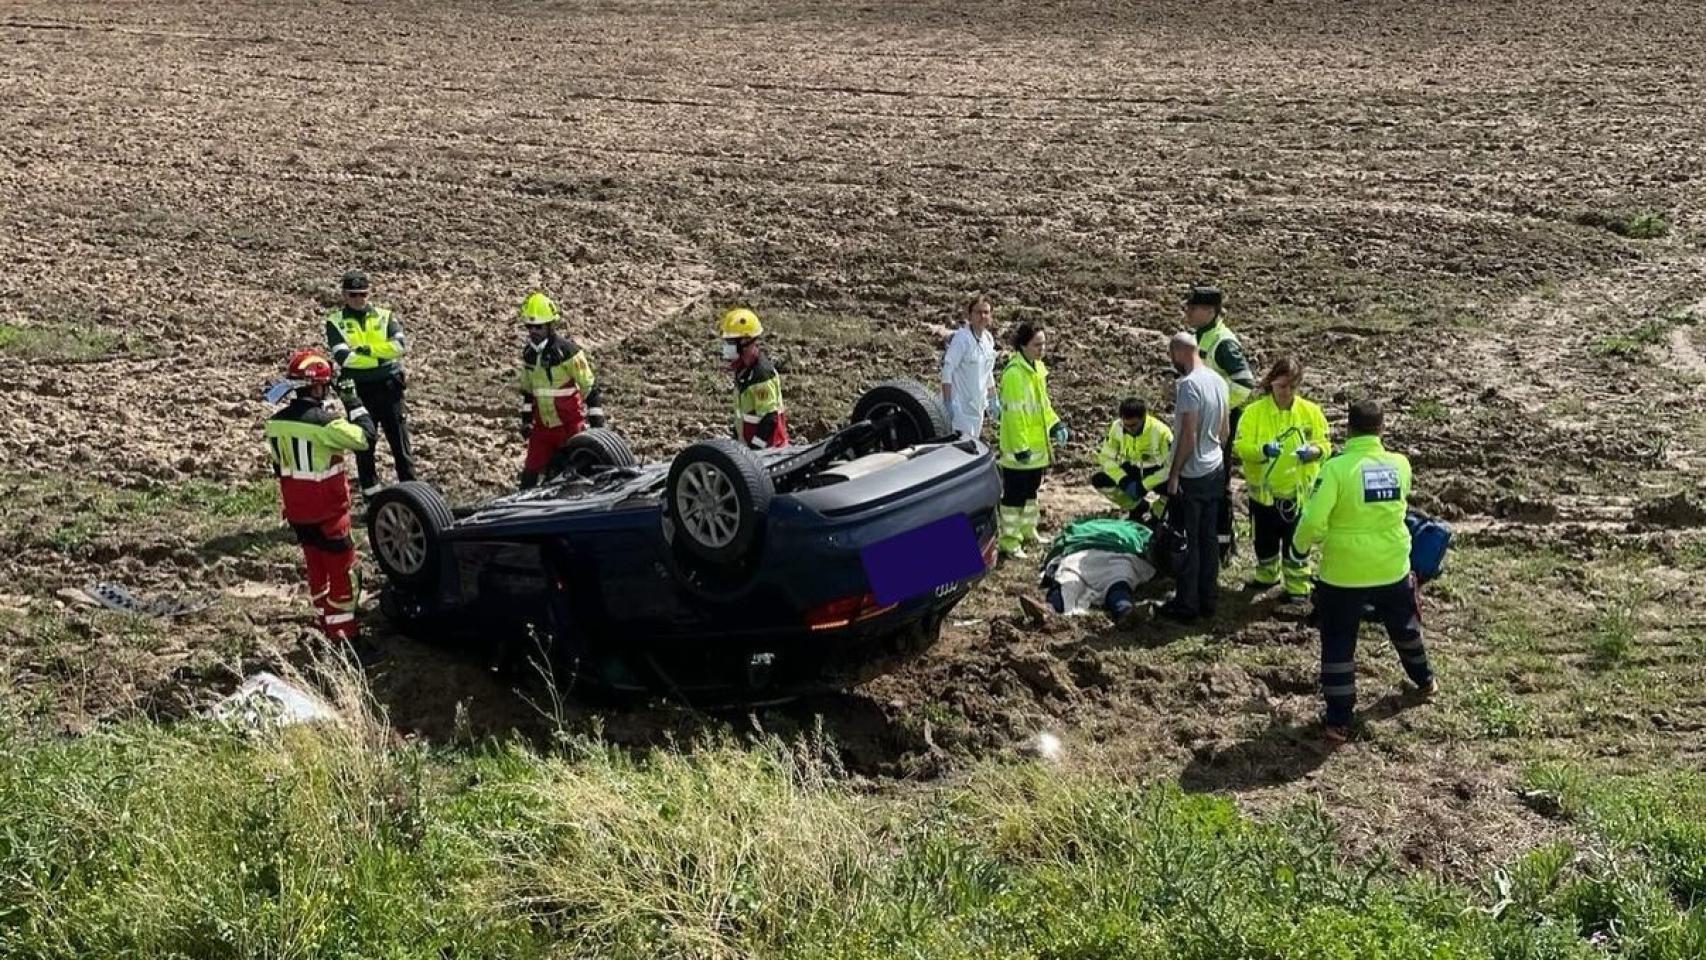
[325,306,405,383]
[1095,414,1173,488]
[265,397,374,523]
[520,334,598,430]
[735,357,788,449]
[1232,394,1331,505]
[1196,319,1253,409]
[1293,435,1412,588]
[997,353,1060,470]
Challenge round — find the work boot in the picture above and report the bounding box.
[1018,595,1051,626]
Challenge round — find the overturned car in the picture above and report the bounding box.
[365,381,1000,704]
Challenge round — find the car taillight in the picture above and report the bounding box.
[980,536,998,569]
[805,591,898,631]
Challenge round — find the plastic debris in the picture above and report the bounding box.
[212,672,337,728]
[86,582,212,618]
[1026,730,1065,762]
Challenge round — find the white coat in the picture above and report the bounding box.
[940,324,996,439]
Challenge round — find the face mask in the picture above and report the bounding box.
[721,341,740,361]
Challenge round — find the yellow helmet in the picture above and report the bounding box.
[519,291,558,326]
[718,307,763,339]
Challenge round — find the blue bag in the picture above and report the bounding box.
[1406,511,1451,584]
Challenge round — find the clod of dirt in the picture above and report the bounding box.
[1433,477,1495,519]
[1632,491,1706,527]
[1492,496,1560,524]
[1006,650,1079,701]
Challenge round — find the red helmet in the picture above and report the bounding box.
[285,348,335,386]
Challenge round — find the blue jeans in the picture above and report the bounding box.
[1046,582,1134,619]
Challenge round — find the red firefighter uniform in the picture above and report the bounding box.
[264,350,376,641]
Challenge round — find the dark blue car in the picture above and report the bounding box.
[365,381,1000,704]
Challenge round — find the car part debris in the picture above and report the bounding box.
[211,672,337,728]
[85,582,212,618]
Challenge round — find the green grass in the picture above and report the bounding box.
[1587,600,1636,671]
[1572,208,1672,240]
[0,321,125,362]
[1410,397,1449,422]
[2,672,1702,959]
[1462,682,1540,739]
[1593,319,1669,358]
[1,474,276,554]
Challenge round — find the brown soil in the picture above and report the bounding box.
[4,0,1706,879]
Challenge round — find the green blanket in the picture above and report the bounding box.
[1042,516,1153,568]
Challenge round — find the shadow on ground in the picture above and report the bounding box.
[1179,689,1431,791]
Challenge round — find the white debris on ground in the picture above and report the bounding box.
[211,672,338,728]
[1027,730,1065,763]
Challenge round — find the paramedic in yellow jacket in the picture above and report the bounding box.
[1089,396,1172,522]
[1231,356,1330,600]
[1293,398,1435,743]
[996,322,1066,558]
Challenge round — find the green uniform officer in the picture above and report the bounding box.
[1186,285,1256,562]
[1293,399,1436,743]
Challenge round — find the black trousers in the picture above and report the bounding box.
[1169,472,1224,617]
[1316,576,1432,726]
[1000,465,1045,507]
[352,375,416,493]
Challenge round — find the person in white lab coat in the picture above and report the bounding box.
[940,294,998,439]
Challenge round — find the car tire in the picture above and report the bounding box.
[851,379,953,449]
[366,481,453,589]
[666,438,774,565]
[544,427,638,481]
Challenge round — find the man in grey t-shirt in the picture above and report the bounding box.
[1161,332,1230,622]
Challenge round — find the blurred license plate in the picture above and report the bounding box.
[860,514,984,607]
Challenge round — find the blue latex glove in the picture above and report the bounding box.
[1049,422,1070,445]
[1261,440,1282,460]
[1296,444,1323,463]
[987,394,1001,420]
[1120,477,1143,501]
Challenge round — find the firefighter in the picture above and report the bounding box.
[996,322,1067,558]
[1293,399,1436,743]
[719,307,788,449]
[1231,356,1330,603]
[1184,285,1255,562]
[324,269,414,500]
[517,291,606,489]
[264,349,377,652]
[1089,396,1173,523]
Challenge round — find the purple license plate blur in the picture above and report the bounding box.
[860,514,985,607]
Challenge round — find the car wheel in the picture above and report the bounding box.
[851,379,953,449]
[544,427,638,481]
[366,481,453,588]
[666,438,774,565]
